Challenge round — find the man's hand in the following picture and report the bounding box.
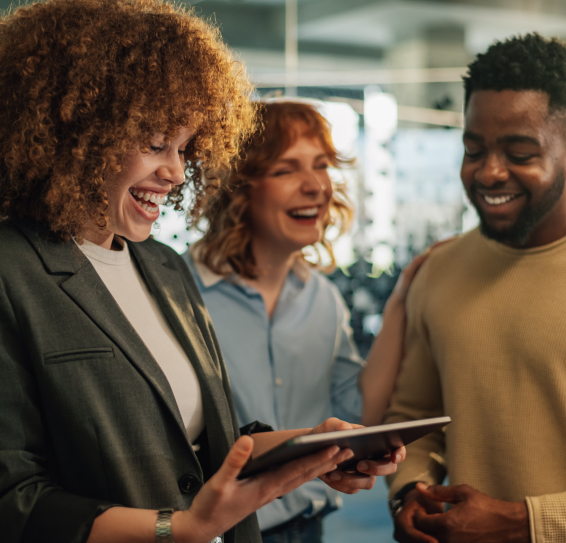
[393,488,443,543]
[391,238,455,303]
[394,482,530,543]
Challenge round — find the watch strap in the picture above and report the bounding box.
[156,508,223,543]
[156,508,177,543]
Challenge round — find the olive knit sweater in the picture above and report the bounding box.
[386,228,566,543]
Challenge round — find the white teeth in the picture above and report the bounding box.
[133,198,158,213]
[130,189,166,208]
[290,207,318,218]
[484,194,515,206]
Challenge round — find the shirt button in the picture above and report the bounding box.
[178,473,199,494]
[275,378,282,386]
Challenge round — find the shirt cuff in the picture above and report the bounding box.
[239,420,274,436]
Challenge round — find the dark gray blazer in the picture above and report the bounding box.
[0,220,261,543]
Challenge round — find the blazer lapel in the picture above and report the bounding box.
[16,221,192,447]
[62,269,193,440]
[128,241,235,457]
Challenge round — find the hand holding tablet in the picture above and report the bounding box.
[238,416,451,479]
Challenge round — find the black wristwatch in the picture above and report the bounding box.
[388,481,423,517]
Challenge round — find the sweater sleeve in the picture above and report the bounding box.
[526,493,566,543]
[384,263,447,497]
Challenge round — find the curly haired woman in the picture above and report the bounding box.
[184,100,426,543]
[0,2,404,543]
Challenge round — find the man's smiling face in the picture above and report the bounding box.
[461,89,566,248]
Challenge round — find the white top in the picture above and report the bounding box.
[78,237,205,447]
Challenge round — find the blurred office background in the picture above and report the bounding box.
[153,0,566,348]
[107,0,566,540]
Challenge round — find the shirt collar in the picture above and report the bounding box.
[190,245,312,288]
[190,245,228,287]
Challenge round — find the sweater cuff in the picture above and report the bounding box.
[526,493,566,543]
[526,497,539,543]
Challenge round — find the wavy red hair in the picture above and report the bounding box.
[196,100,355,278]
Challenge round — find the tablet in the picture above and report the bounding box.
[238,416,451,479]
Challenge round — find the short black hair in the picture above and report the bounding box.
[464,33,566,111]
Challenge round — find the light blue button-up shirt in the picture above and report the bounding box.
[183,250,364,531]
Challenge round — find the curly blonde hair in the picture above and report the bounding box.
[196,101,355,278]
[0,0,257,240]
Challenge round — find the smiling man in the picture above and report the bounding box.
[385,34,566,543]
[462,90,566,248]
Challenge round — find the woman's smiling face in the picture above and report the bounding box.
[84,127,193,249]
[248,133,333,259]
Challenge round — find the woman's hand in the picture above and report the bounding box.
[310,418,406,495]
[172,434,353,543]
[389,239,456,305]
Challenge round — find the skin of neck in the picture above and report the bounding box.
[245,236,301,318]
[82,224,117,251]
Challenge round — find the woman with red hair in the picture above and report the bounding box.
[185,100,424,543]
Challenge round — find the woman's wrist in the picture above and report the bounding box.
[168,510,183,543]
[171,506,225,543]
[171,509,207,543]
[171,509,201,543]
